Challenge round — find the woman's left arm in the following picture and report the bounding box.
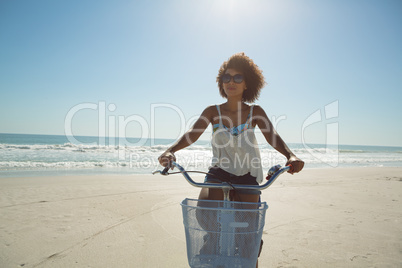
[253,105,304,174]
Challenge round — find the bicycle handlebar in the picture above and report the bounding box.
[153,161,290,191]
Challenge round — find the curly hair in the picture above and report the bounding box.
[216,52,266,103]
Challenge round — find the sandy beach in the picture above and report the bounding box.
[0,167,401,267]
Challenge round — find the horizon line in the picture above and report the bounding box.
[1,132,401,148]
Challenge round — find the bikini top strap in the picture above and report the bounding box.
[250,105,254,118]
[216,105,222,125]
[247,105,254,128]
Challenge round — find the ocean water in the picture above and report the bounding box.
[1,133,401,177]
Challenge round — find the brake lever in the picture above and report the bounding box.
[152,165,171,175]
[266,164,292,180]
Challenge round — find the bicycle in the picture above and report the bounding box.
[153,162,291,268]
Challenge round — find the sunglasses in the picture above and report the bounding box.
[221,74,244,84]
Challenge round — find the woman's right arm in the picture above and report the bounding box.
[158,106,214,167]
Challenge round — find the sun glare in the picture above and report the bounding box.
[214,0,258,20]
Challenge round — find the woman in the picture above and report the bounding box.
[158,52,304,194]
[158,52,304,265]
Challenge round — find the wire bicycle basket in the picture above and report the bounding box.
[181,198,268,268]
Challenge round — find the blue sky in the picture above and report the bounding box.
[0,0,401,146]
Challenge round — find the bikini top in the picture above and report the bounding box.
[212,105,255,136]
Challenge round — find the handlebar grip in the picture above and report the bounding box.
[287,164,293,173]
